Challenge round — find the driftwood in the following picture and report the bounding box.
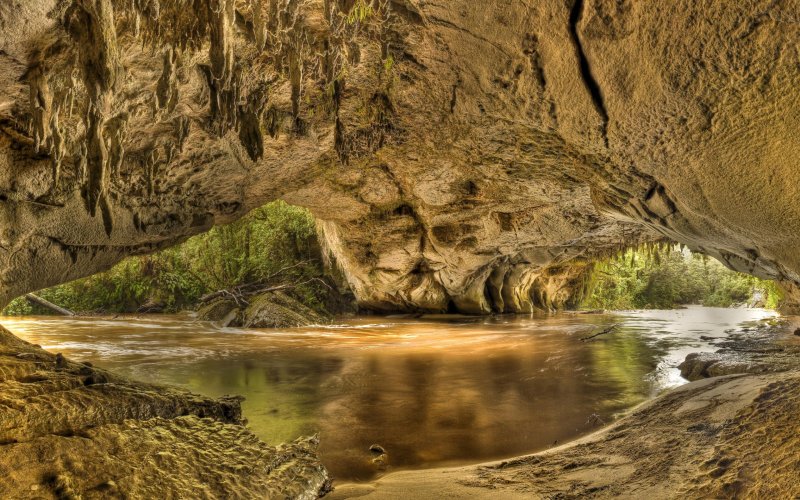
[25,293,75,316]
[580,324,619,342]
[198,260,332,308]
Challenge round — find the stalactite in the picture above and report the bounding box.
[49,104,65,188]
[174,115,190,152]
[145,147,161,196]
[105,113,129,182]
[288,47,302,122]
[27,62,52,154]
[65,0,120,236]
[252,0,267,50]
[155,45,178,112]
[66,69,78,119]
[208,0,238,134]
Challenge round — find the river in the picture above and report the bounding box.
[0,306,778,482]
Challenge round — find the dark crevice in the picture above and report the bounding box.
[568,0,609,148]
[449,82,458,113]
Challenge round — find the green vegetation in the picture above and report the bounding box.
[346,0,374,25]
[581,245,783,310]
[2,201,328,316]
[3,220,783,317]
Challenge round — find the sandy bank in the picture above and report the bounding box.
[330,323,800,499]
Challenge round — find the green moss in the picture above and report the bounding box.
[346,0,374,25]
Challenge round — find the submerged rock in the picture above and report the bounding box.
[0,325,329,498]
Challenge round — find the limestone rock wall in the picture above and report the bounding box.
[2,0,800,313]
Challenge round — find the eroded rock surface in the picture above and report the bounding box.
[0,324,329,498]
[2,1,800,313]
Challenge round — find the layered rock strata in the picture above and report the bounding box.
[0,324,329,498]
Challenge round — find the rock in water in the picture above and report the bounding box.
[239,291,328,328]
[197,291,328,328]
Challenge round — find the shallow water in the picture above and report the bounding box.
[1,306,777,481]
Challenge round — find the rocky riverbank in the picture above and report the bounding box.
[0,324,330,499]
[330,317,800,499]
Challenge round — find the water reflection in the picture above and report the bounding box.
[1,306,776,481]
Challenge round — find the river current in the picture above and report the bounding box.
[1,306,777,481]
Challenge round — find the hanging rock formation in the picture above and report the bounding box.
[2,0,800,313]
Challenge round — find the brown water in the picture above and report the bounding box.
[0,306,777,482]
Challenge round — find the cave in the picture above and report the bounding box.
[2,0,800,498]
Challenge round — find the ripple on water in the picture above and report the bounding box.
[0,305,779,482]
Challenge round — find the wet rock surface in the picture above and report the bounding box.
[679,318,800,381]
[197,290,329,328]
[0,324,329,498]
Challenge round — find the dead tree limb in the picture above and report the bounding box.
[580,323,619,341]
[25,293,75,316]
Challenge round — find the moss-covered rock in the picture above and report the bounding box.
[196,298,240,326]
[197,292,329,329]
[239,291,328,328]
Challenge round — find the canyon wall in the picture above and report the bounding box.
[2,0,800,313]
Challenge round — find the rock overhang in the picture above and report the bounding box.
[1,0,800,313]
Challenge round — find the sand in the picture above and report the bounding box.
[329,327,800,499]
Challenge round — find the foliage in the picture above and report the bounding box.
[581,246,783,310]
[346,0,374,25]
[2,201,326,316]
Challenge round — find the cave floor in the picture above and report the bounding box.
[0,325,329,499]
[0,317,798,499]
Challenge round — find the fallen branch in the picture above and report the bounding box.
[580,324,619,341]
[199,275,332,308]
[25,293,75,316]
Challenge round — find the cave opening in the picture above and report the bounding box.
[1,209,794,490]
[579,244,783,312]
[3,0,800,495]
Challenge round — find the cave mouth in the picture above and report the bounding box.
[3,0,800,494]
[0,210,790,485]
[1,225,782,319]
[580,244,783,312]
[2,200,357,322]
